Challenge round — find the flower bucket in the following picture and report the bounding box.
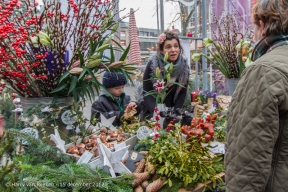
[20,97,73,111]
[226,78,239,96]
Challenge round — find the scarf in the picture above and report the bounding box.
[252,33,288,61]
[150,53,189,103]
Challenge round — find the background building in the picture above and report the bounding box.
[120,21,158,64]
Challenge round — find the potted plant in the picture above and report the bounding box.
[191,12,253,95]
[0,0,136,108]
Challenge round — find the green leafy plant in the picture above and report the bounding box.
[51,38,137,103]
[213,115,227,142]
[148,123,223,188]
[0,129,133,192]
[0,90,16,129]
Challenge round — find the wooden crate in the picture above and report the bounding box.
[64,134,138,162]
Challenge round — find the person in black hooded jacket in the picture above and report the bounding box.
[91,72,140,126]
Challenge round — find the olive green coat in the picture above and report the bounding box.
[225,45,288,192]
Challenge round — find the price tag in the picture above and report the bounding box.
[131,152,138,160]
[76,151,94,164]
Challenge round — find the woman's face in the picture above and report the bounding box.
[160,39,180,62]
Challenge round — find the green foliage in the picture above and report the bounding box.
[0,130,133,192]
[0,91,16,129]
[134,137,155,152]
[214,115,227,142]
[52,35,135,103]
[16,102,69,129]
[148,123,223,188]
[121,118,143,135]
[7,129,75,165]
[17,163,132,192]
[0,132,21,189]
[15,101,95,145]
[183,78,193,108]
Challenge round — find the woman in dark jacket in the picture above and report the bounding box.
[142,31,189,119]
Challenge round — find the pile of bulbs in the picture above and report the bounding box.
[66,127,130,157]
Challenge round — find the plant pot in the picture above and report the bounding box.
[226,78,239,96]
[20,97,73,111]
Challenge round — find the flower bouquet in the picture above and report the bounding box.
[191,12,253,79]
[0,0,136,102]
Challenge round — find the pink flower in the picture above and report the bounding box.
[158,33,166,44]
[154,80,165,93]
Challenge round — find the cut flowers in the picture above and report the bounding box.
[0,0,136,102]
[192,12,253,79]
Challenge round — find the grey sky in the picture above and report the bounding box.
[119,0,181,30]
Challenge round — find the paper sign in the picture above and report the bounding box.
[77,151,94,164]
[131,152,138,160]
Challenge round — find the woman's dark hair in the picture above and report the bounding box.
[252,0,288,36]
[157,31,184,54]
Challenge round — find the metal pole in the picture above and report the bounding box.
[156,0,160,35]
[201,0,207,90]
[113,0,121,61]
[159,0,164,32]
[194,0,199,89]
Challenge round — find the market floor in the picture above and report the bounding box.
[82,85,138,119]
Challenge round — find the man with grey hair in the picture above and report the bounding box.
[225,0,288,191]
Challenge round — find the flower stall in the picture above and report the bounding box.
[0,1,229,192]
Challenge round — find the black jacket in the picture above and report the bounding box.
[142,55,189,118]
[91,91,140,126]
